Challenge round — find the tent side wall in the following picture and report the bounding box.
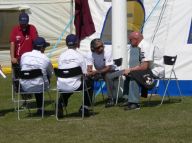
[143,0,192,95]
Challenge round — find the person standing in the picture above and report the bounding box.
[10,12,38,91]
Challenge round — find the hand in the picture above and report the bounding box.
[123,68,131,76]
[87,70,98,76]
[11,58,18,64]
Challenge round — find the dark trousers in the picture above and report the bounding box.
[128,69,157,98]
[34,93,43,108]
[58,78,93,109]
[12,63,21,92]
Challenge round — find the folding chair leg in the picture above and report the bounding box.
[17,92,20,120]
[56,91,59,120]
[160,79,171,105]
[174,72,182,101]
[84,82,94,115]
[82,91,84,119]
[41,92,44,119]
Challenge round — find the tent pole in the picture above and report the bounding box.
[70,0,74,34]
[112,0,128,68]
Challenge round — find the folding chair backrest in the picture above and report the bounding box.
[113,58,123,67]
[163,55,177,66]
[18,69,43,79]
[54,66,83,78]
[17,69,45,120]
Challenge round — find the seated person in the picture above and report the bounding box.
[107,31,164,110]
[57,34,92,118]
[20,37,53,115]
[86,38,119,108]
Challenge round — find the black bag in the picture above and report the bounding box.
[129,69,156,89]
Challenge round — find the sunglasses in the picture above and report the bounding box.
[95,45,104,49]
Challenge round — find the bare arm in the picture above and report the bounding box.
[10,42,18,64]
[87,65,112,76]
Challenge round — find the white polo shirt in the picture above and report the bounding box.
[86,45,115,70]
[57,48,87,92]
[138,39,165,78]
[20,50,53,92]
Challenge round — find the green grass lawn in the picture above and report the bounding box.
[0,75,192,143]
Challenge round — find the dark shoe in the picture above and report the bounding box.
[105,99,114,108]
[57,107,64,118]
[124,103,140,110]
[79,106,90,117]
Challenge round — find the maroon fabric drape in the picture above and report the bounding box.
[74,0,95,43]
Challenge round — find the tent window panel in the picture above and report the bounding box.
[0,11,19,49]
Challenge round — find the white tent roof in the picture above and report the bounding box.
[0,5,30,10]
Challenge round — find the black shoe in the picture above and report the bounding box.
[124,103,140,110]
[57,107,64,118]
[79,106,90,117]
[105,99,114,108]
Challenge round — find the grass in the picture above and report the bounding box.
[0,75,192,143]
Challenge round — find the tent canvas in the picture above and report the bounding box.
[143,0,192,95]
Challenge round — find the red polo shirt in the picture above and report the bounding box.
[10,24,38,60]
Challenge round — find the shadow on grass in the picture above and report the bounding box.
[63,111,98,119]
[93,99,106,106]
[22,100,55,109]
[19,107,98,119]
[142,97,182,107]
[0,108,15,117]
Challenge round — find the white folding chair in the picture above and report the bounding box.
[17,69,45,120]
[54,66,93,120]
[148,55,182,105]
[92,58,123,105]
[160,55,182,105]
